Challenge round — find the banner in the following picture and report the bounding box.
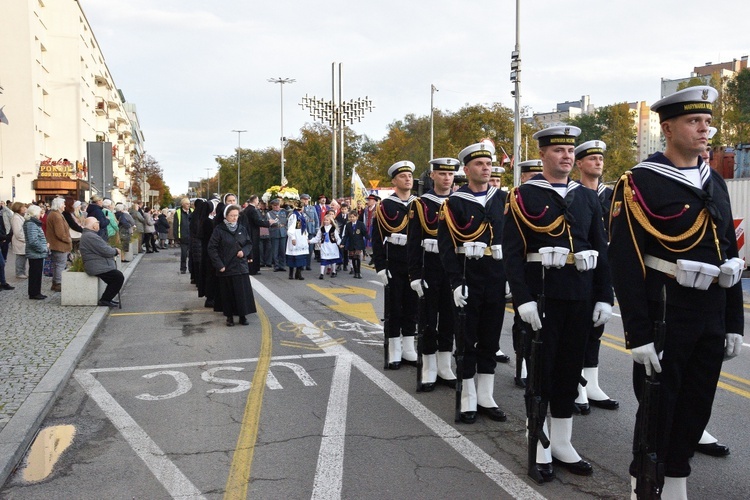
[351,169,368,207]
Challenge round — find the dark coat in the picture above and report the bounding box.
[242,204,270,274]
[207,223,252,277]
[86,203,109,240]
[341,220,366,251]
[155,213,170,233]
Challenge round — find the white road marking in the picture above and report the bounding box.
[136,370,192,401]
[251,278,546,500]
[74,370,206,500]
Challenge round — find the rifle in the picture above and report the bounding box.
[382,237,391,370]
[525,270,550,484]
[633,286,666,499]
[416,246,427,391]
[454,256,467,423]
[512,313,527,388]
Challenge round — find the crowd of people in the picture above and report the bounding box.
[371,85,742,498]
[0,85,742,498]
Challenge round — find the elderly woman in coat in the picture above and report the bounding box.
[207,204,255,326]
[79,217,123,307]
[23,204,49,300]
[10,201,28,279]
[45,197,72,292]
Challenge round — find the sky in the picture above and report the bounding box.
[80,0,749,196]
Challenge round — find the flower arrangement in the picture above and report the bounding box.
[262,185,300,204]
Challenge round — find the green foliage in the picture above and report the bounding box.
[568,103,636,181]
[725,68,750,144]
[68,254,85,272]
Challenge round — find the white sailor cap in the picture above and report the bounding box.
[458,141,495,166]
[575,140,607,160]
[490,166,505,178]
[429,157,460,172]
[517,159,544,174]
[708,127,717,139]
[388,160,415,178]
[651,85,717,122]
[532,125,581,147]
[453,168,467,183]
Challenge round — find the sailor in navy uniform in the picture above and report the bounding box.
[608,86,744,498]
[373,161,420,369]
[504,125,613,479]
[509,160,545,388]
[573,140,619,414]
[407,158,459,391]
[694,126,731,458]
[488,161,512,364]
[438,141,508,424]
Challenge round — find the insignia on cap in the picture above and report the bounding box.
[702,89,709,100]
[564,127,570,135]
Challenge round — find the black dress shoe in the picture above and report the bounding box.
[495,353,511,363]
[419,382,436,392]
[226,318,235,327]
[477,405,507,422]
[386,361,401,370]
[534,463,555,482]
[436,376,457,389]
[239,316,249,326]
[30,294,47,300]
[459,411,477,424]
[696,442,730,457]
[514,376,527,388]
[318,274,324,280]
[1,283,15,290]
[400,358,418,367]
[573,402,591,415]
[589,398,620,410]
[97,299,117,307]
[552,457,593,476]
[305,266,312,271]
[204,299,214,308]
[180,270,186,274]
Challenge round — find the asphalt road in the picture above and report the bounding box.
[1,251,749,499]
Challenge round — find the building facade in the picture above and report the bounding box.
[0,0,143,204]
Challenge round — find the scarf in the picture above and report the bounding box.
[224,219,238,232]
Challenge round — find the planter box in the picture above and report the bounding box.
[123,241,137,262]
[61,271,105,306]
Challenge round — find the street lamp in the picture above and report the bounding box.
[430,84,438,160]
[231,130,246,201]
[205,167,212,198]
[214,155,225,198]
[268,77,295,185]
[511,0,522,187]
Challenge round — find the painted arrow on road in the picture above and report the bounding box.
[307,284,379,324]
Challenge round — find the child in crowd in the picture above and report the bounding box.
[308,212,341,279]
[341,210,366,278]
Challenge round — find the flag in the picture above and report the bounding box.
[351,168,368,207]
[499,145,511,164]
[0,106,8,125]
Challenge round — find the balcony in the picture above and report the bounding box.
[108,119,116,132]
[95,97,107,116]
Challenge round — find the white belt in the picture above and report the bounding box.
[527,252,575,265]
[644,255,675,275]
[456,246,492,256]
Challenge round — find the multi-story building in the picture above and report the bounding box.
[524,95,592,127]
[628,101,661,162]
[0,0,143,203]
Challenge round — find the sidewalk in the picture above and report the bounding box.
[0,250,143,486]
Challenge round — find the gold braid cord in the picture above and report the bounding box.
[375,200,408,234]
[614,172,722,278]
[507,187,572,252]
[414,199,438,237]
[442,198,491,247]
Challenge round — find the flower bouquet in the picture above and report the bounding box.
[262,185,300,204]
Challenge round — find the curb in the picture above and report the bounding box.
[0,252,143,486]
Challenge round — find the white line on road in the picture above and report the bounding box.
[73,370,205,500]
[251,278,546,500]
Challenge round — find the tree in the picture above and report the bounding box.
[129,151,165,203]
[725,68,750,145]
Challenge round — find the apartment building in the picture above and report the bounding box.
[0,0,143,203]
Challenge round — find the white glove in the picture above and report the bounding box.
[631,342,662,377]
[592,302,612,327]
[518,301,542,331]
[410,279,427,298]
[453,285,468,308]
[724,333,743,360]
[504,282,512,300]
[377,269,391,286]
